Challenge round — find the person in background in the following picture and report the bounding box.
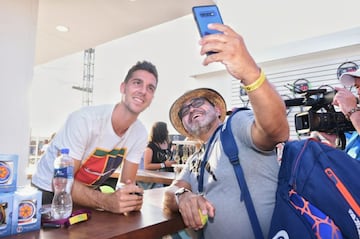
[39,139,49,155]
[138,121,176,189]
[143,121,175,172]
[320,69,360,159]
[32,60,158,214]
[39,132,56,155]
[162,23,289,239]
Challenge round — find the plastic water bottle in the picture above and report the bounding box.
[51,148,74,219]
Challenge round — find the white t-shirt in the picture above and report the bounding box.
[32,104,147,191]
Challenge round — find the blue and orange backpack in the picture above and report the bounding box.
[221,109,360,239]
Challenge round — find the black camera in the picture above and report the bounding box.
[285,88,355,135]
[294,111,354,135]
[285,89,355,134]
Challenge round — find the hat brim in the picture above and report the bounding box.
[340,70,360,86]
[169,88,227,138]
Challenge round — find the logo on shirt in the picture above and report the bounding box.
[75,148,126,187]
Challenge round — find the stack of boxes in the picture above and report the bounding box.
[0,154,42,237]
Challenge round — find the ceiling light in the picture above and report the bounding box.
[56,25,69,32]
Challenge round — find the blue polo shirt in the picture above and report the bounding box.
[345,132,360,160]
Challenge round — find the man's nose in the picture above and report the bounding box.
[139,85,147,94]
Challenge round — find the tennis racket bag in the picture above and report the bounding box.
[268,138,360,239]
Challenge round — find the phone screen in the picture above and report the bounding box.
[192,5,223,38]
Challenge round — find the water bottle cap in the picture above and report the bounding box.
[60,148,70,154]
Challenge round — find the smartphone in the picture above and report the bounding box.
[192,5,223,37]
[192,5,224,54]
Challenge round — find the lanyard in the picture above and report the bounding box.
[198,125,222,193]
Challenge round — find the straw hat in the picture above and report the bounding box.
[169,88,227,138]
[340,69,360,87]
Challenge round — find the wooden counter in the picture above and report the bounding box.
[111,169,176,185]
[3,187,185,239]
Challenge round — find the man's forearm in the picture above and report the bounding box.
[163,181,191,212]
[71,180,107,210]
[248,80,289,148]
[163,185,180,212]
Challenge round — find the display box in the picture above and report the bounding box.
[11,187,42,235]
[0,193,13,237]
[0,154,18,193]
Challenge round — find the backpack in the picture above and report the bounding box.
[268,138,360,239]
[221,110,360,239]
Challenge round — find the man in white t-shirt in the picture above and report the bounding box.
[32,61,158,214]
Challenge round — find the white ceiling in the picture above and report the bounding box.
[35,0,360,66]
[35,0,214,65]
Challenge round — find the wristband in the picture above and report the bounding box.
[241,69,266,92]
[160,163,165,169]
[174,187,191,205]
[346,107,360,120]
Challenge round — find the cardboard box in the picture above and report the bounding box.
[0,193,13,237]
[0,154,18,193]
[11,187,42,235]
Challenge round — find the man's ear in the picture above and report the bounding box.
[120,82,125,94]
[215,105,221,118]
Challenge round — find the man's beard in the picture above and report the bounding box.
[185,111,218,138]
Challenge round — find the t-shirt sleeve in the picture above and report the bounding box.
[55,108,91,161]
[123,121,147,164]
[231,110,274,154]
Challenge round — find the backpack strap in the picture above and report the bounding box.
[220,108,264,239]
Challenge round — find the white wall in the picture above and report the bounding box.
[31,0,360,138]
[31,15,229,136]
[0,0,38,186]
[233,45,360,140]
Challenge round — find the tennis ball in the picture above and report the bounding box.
[99,185,115,193]
[198,209,208,225]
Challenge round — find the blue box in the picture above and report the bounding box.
[0,193,13,237]
[11,187,42,235]
[0,154,18,193]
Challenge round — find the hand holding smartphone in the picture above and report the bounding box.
[192,5,224,55]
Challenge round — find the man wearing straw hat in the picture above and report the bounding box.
[163,23,289,239]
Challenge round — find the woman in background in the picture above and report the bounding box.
[143,121,175,172]
[138,121,176,190]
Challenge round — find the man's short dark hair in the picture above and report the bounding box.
[124,61,158,83]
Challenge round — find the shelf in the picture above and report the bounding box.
[172,140,198,145]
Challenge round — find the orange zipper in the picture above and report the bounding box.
[325,168,360,216]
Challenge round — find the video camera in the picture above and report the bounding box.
[284,89,355,135]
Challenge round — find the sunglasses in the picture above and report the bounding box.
[178,97,213,119]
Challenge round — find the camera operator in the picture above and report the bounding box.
[320,69,360,160]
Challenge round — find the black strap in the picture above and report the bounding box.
[220,108,264,239]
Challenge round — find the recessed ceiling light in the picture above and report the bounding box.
[56,25,69,32]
